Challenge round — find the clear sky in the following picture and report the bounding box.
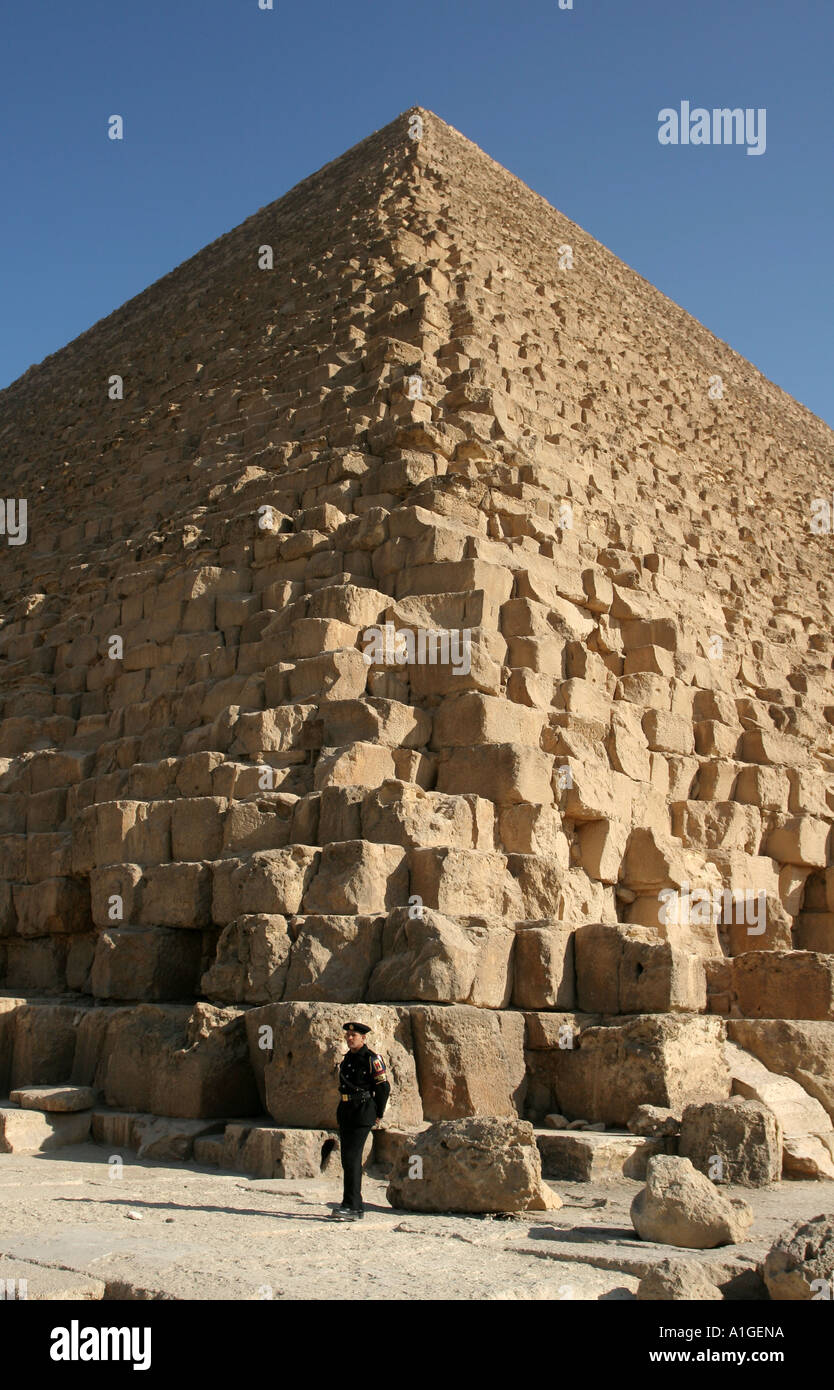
[1,0,831,426]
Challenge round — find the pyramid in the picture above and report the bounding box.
[2,108,834,1181]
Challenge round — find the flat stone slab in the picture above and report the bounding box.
[10,1085,96,1113]
[0,1105,91,1153]
[535,1130,666,1182]
[0,1256,105,1301]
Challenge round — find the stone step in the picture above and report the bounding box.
[9,1085,95,1113]
[534,1128,666,1182]
[0,1103,91,1153]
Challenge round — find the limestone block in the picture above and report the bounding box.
[742,730,812,769]
[100,1003,258,1118]
[506,857,611,923]
[222,797,295,853]
[170,796,226,861]
[781,1134,834,1179]
[727,1018,834,1121]
[283,913,383,1000]
[201,914,291,1004]
[764,815,829,868]
[387,1117,559,1213]
[289,648,368,702]
[574,924,706,1014]
[244,1000,422,1128]
[678,1099,781,1186]
[431,692,544,748]
[303,840,407,914]
[409,1004,526,1120]
[512,923,575,1009]
[137,862,211,928]
[555,1015,730,1125]
[362,781,490,850]
[89,862,143,927]
[10,1003,80,1088]
[407,628,504,698]
[607,705,652,781]
[437,744,554,805]
[13,878,90,936]
[409,846,518,917]
[734,764,790,811]
[725,1040,832,1135]
[764,1216,834,1299]
[316,697,431,748]
[233,704,317,755]
[222,1122,340,1179]
[92,926,203,1000]
[314,742,398,790]
[368,907,513,1008]
[642,710,695,756]
[9,1085,95,1112]
[498,804,568,861]
[0,1104,92,1153]
[577,817,627,883]
[671,800,761,855]
[211,847,321,924]
[733,951,834,1020]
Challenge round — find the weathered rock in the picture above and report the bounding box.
[628,1105,681,1137]
[678,1099,782,1187]
[9,1084,95,1113]
[244,1001,422,1129]
[555,1015,730,1125]
[763,1215,834,1300]
[386,1116,561,1213]
[631,1155,754,1248]
[409,1004,526,1120]
[98,1003,259,1118]
[636,1258,723,1301]
[0,1103,91,1152]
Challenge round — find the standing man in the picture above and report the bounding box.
[328,1021,390,1222]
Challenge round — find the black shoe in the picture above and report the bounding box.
[344,1208,364,1221]
[328,1205,351,1220]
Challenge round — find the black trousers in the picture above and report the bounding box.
[337,1101,374,1209]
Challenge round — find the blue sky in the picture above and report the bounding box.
[1,0,831,426]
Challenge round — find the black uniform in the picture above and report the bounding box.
[336,1044,390,1211]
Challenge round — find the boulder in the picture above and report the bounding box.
[763,1215,834,1300]
[628,1105,681,1137]
[386,1116,561,1213]
[631,1155,754,1248]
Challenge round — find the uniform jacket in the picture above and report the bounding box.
[337,1044,391,1122]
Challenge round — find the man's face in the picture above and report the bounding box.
[345,1029,364,1052]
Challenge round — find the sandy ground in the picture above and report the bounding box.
[0,1143,830,1301]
